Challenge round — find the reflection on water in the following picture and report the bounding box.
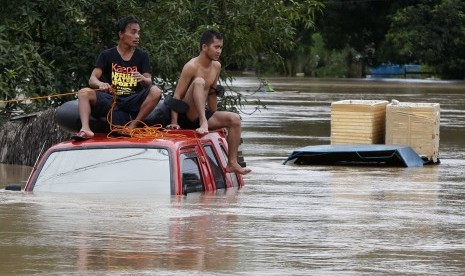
[0,192,241,275]
[0,164,32,189]
[1,77,465,275]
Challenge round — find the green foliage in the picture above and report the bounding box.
[2,0,465,122]
[316,0,404,52]
[0,0,323,118]
[316,0,416,77]
[384,0,465,79]
[0,0,96,116]
[310,34,348,78]
[255,1,325,76]
[139,0,323,84]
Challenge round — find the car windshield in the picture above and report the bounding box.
[31,147,172,195]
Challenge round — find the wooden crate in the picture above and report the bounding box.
[385,102,440,162]
[331,100,389,144]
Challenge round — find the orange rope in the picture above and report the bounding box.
[0,91,84,104]
[104,88,191,140]
[0,87,193,140]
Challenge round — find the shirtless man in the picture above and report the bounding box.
[166,30,251,175]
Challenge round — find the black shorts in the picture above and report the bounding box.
[178,109,215,129]
[91,88,150,125]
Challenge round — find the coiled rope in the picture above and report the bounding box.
[105,87,191,140]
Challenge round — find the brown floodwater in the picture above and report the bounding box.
[1,77,465,275]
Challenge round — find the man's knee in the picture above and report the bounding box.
[77,88,95,100]
[192,77,205,88]
[226,112,241,127]
[232,113,241,125]
[149,85,162,100]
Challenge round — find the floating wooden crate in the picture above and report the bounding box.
[331,100,389,145]
[385,102,440,162]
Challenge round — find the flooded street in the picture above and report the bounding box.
[1,77,465,275]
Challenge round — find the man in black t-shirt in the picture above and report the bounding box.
[72,16,161,140]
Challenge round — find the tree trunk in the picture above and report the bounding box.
[0,108,72,167]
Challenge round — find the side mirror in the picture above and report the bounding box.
[4,184,22,191]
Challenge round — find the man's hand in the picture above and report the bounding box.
[132,72,152,87]
[131,72,144,83]
[98,82,112,92]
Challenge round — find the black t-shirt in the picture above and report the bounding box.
[94,47,152,96]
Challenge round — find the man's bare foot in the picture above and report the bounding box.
[166,124,180,130]
[196,122,209,134]
[226,163,252,175]
[128,121,138,129]
[81,129,94,137]
[72,129,94,141]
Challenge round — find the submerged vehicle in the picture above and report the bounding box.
[20,129,243,195]
[283,144,427,167]
[4,86,244,194]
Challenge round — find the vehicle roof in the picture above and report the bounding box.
[50,129,225,150]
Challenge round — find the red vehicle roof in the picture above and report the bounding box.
[24,129,244,195]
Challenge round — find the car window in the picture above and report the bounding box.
[180,152,204,194]
[220,145,239,188]
[32,147,172,194]
[203,145,226,189]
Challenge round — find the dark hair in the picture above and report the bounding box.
[199,30,223,51]
[116,16,139,39]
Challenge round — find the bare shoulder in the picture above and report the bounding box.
[213,60,221,70]
[181,58,197,75]
[184,58,197,69]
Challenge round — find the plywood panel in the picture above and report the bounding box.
[385,102,440,162]
[331,100,389,145]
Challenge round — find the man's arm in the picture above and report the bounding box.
[207,62,221,112]
[142,73,152,86]
[135,51,153,87]
[89,68,111,91]
[173,63,195,100]
[133,72,152,87]
[168,64,195,127]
